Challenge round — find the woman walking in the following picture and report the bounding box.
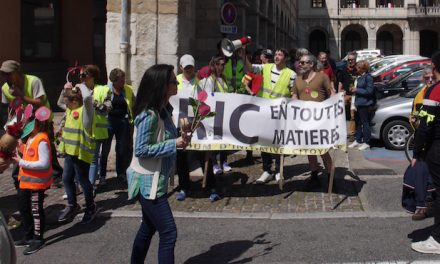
[128,64,190,263]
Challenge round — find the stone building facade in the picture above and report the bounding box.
[297,0,440,58]
[106,0,297,90]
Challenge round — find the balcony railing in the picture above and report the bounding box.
[408,4,440,17]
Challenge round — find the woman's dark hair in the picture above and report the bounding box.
[432,50,440,73]
[133,64,174,117]
[35,119,50,134]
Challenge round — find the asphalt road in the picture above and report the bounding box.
[12,215,440,264]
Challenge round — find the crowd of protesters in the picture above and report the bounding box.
[4,46,440,262]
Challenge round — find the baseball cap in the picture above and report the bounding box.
[0,60,20,73]
[180,54,195,68]
[262,49,273,58]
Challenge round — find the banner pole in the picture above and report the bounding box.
[327,149,336,194]
[279,154,285,190]
[202,152,210,188]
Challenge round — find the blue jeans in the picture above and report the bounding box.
[89,140,105,184]
[131,195,177,264]
[63,155,94,210]
[355,106,372,144]
[100,117,130,179]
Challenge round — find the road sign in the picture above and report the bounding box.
[220,2,237,25]
[220,25,238,34]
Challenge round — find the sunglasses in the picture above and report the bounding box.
[299,61,311,65]
[348,59,356,62]
[79,72,88,78]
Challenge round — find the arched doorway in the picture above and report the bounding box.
[309,29,327,56]
[420,30,439,58]
[341,24,368,57]
[377,24,403,55]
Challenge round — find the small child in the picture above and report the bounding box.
[13,106,53,255]
[57,84,97,224]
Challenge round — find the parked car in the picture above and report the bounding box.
[375,67,425,100]
[0,211,16,264]
[378,59,431,82]
[371,87,422,150]
[371,57,429,82]
[369,55,424,74]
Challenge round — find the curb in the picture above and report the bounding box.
[89,209,411,220]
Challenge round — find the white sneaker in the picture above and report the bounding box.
[222,162,232,172]
[411,236,440,254]
[62,192,67,200]
[358,143,370,151]
[348,141,360,148]
[256,171,273,183]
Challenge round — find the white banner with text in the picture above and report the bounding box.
[170,91,347,155]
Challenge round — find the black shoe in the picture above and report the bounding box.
[23,240,45,255]
[81,206,98,224]
[14,239,31,247]
[58,204,79,223]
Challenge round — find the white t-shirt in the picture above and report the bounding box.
[251,64,297,89]
[2,77,46,104]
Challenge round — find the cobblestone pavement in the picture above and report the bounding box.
[0,148,364,223]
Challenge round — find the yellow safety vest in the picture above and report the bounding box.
[93,84,111,140]
[224,59,245,93]
[259,64,292,99]
[123,84,134,123]
[62,106,96,164]
[2,74,52,119]
[177,74,200,98]
[210,76,229,93]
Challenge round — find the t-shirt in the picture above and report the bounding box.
[2,77,46,104]
[292,72,333,102]
[251,64,297,89]
[321,65,335,82]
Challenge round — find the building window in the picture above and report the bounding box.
[376,0,404,7]
[312,0,326,8]
[21,0,60,61]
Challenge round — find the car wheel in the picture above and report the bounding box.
[381,120,412,150]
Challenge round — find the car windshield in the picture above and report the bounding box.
[388,69,415,86]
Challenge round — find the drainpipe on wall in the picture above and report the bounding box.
[155,0,159,64]
[120,0,129,79]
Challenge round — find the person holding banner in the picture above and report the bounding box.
[198,56,229,201]
[175,54,204,201]
[245,48,297,184]
[292,54,335,190]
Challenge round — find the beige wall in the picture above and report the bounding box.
[0,1,21,62]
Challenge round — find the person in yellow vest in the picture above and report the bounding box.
[78,65,112,187]
[99,68,134,186]
[0,60,63,190]
[198,56,231,201]
[11,107,53,255]
[57,84,97,224]
[175,54,201,201]
[244,48,297,184]
[177,54,200,95]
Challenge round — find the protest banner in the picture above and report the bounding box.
[170,91,347,155]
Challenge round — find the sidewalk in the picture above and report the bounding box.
[0,113,406,222]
